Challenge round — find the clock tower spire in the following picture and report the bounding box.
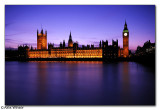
[123,20,129,58]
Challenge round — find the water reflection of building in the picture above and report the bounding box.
[121,62,130,103]
[37,62,47,104]
[18,21,130,59]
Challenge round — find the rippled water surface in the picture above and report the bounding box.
[5,61,155,105]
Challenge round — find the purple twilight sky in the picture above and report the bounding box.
[5,5,155,51]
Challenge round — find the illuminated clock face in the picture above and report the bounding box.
[124,33,128,36]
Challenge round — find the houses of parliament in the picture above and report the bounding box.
[18,21,129,59]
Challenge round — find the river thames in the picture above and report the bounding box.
[5,61,155,105]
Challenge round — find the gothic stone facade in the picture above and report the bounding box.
[19,21,129,59]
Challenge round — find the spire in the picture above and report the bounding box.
[45,30,47,36]
[69,31,72,40]
[41,29,43,34]
[124,20,128,30]
[99,40,102,48]
[63,40,65,48]
[125,19,127,25]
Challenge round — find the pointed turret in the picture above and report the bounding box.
[41,29,43,34]
[63,40,65,48]
[45,30,47,36]
[68,31,73,48]
[99,40,102,48]
[37,29,39,35]
[69,31,72,40]
[123,20,128,32]
[124,20,128,30]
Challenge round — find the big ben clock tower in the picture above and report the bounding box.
[123,21,129,58]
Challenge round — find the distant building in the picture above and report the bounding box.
[119,20,129,58]
[123,21,129,57]
[48,43,54,50]
[135,40,155,56]
[18,45,29,59]
[134,40,155,65]
[18,21,130,59]
[37,29,47,50]
[102,40,118,59]
[118,48,123,57]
